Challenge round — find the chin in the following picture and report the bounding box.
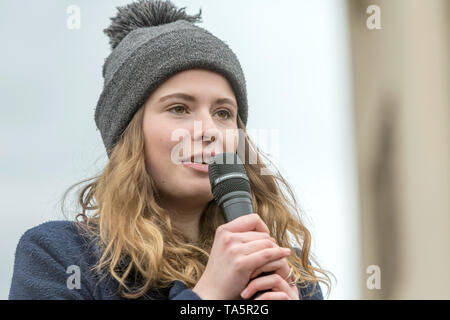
[182,185,213,201]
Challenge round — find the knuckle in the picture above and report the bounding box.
[223,233,235,246]
[228,244,239,255]
[252,213,262,222]
[265,238,277,248]
[265,239,276,248]
[216,225,226,237]
[261,250,272,261]
[274,274,284,283]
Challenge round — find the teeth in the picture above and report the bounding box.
[191,157,210,164]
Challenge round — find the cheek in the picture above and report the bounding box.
[215,127,240,153]
[144,122,180,175]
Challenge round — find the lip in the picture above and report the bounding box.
[181,151,216,164]
[182,162,209,173]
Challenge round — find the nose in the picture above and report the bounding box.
[192,110,220,144]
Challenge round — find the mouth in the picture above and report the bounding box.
[181,153,214,165]
[179,152,215,173]
[182,161,209,173]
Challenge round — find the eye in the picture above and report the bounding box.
[168,105,188,114]
[216,109,232,120]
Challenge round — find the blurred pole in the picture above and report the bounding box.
[347,0,450,299]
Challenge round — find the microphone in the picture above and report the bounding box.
[208,152,273,300]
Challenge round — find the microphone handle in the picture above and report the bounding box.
[221,198,275,300]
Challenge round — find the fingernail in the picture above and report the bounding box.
[283,248,291,253]
[241,288,249,298]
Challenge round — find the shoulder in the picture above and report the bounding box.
[9,220,105,299]
[19,220,78,243]
[18,220,90,247]
[15,220,100,262]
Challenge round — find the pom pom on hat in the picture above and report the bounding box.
[104,0,203,50]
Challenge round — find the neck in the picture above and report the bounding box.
[159,196,209,243]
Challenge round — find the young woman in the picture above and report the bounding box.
[9,0,332,300]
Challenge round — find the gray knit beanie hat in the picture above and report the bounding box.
[94,0,248,157]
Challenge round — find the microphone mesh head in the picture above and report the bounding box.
[208,153,251,203]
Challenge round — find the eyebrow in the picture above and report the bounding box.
[158,93,237,109]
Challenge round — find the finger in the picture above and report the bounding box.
[249,257,290,280]
[242,249,290,281]
[240,273,293,300]
[236,238,278,255]
[254,292,290,300]
[220,213,270,234]
[230,231,273,243]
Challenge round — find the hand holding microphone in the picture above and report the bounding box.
[192,152,296,300]
[192,213,291,300]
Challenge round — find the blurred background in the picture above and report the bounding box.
[0,0,448,299]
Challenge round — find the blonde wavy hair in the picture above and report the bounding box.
[61,104,334,299]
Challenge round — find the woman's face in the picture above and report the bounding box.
[143,68,239,206]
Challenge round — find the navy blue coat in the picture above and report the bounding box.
[9,221,323,300]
